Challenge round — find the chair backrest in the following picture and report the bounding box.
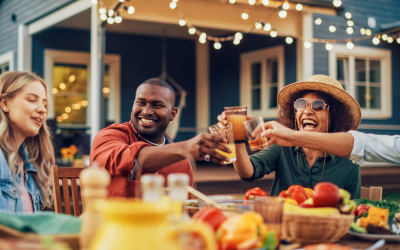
[51,166,86,216]
[361,186,382,201]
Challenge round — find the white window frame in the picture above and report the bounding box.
[329,44,392,119]
[44,49,121,127]
[0,51,14,72]
[240,45,284,119]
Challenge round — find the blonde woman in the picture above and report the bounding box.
[0,71,55,213]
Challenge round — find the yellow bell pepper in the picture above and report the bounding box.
[217,212,267,249]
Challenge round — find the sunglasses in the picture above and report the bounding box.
[294,98,328,112]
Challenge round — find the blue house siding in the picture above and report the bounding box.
[313,0,400,135]
[209,34,297,124]
[31,28,196,141]
[0,0,72,70]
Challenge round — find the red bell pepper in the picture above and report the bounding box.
[192,207,227,232]
[244,187,268,200]
[278,185,309,204]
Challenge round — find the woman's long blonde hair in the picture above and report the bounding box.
[0,71,55,208]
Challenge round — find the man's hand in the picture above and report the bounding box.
[260,121,297,147]
[217,111,251,128]
[183,133,232,164]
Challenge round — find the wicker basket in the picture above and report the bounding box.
[281,212,354,244]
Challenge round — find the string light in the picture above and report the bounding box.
[170,2,177,9]
[346,41,354,49]
[296,4,303,11]
[214,41,222,49]
[229,0,236,3]
[188,27,196,35]
[255,22,263,29]
[270,30,277,38]
[199,33,207,44]
[100,14,107,21]
[304,41,312,48]
[285,37,293,44]
[233,38,241,45]
[172,0,178,2]
[372,37,380,45]
[119,0,124,2]
[387,37,393,43]
[329,25,336,32]
[56,116,63,122]
[107,16,115,24]
[52,88,58,94]
[72,103,81,110]
[345,12,352,19]
[360,28,366,35]
[333,0,342,7]
[62,113,69,120]
[99,7,106,14]
[235,32,243,40]
[264,23,272,31]
[248,0,256,5]
[241,11,249,20]
[59,83,66,90]
[115,13,122,23]
[179,19,186,26]
[127,6,135,14]
[81,100,89,107]
[315,18,322,25]
[346,27,354,34]
[278,9,287,18]
[65,107,72,113]
[262,0,269,6]
[366,29,372,36]
[92,0,98,4]
[382,34,388,41]
[325,43,333,51]
[397,37,400,44]
[347,20,354,26]
[108,9,114,17]
[282,1,290,10]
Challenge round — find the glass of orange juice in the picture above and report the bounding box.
[224,106,247,143]
[209,123,236,164]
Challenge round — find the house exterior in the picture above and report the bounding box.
[0,0,399,157]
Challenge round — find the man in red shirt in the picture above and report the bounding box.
[90,78,230,197]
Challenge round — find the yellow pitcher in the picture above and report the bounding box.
[89,199,216,250]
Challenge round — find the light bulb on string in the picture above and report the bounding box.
[241,11,249,20]
[296,4,303,11]
[387,37,393,43]
[65,107,72,113]
[119,0,125,2]
[397,37,400,44]
[347,20,354,26]
[248,0,256,5]
[179,19,186,26]
[304,41,312,48]
[107,17,115,24]
[382,34,388,41]
[366,29,372,36]
[188,27,196,35]
[333,0,342,7]
[315,18,322,25]
[229,0,236,3]
[115,13,122,23]
[127,6,135,14]
[255,22,263,29]
[214,41,222,50]
[92,0,98,4]
[170,2,177,9]
[100,14,107,21]
[262,0,269,6]
[264,23,271,31]
[325,43,333,51]
[99,7,106,14]
[279,9,287,18]
[346,27,353,34]
[345,12,352,19]
[108,9,114,17]
[199,32,207,44]
[172,0,178,2]
[282,1,290,10]
[199,37,207,44]
[360,28,366,35]
[372,37,380,45]
[235,32,243,40]
[270,30,277,38]
[233,38,240,45]
[346,41,354,49]
[329,25,336,32]
[285,37,293,44]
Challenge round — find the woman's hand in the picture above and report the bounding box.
[260,121,297,147]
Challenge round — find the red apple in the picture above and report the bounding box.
[312,182,341,208]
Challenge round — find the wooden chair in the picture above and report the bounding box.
[51,166,86,216]
[361,186,382,201]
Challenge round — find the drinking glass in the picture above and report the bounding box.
[243,117,268,151]
[254,196,284,249]
[209,122,236,164]
[224,106,247,143]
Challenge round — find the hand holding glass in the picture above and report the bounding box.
[209,123,236,164]
[243,117,268,151]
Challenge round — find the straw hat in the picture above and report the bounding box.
[277,75,361,130]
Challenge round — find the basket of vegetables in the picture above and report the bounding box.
[280,183,355,244]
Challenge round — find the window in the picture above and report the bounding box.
[329,45,391,119]
[0,52,13,74]
[241,46,284,118]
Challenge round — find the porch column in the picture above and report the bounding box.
[302,13,314,80]
[18,24,31,71]
[196,41,210,134]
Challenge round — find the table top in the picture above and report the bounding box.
[337,234,400,250]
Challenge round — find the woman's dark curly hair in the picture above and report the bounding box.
[277,90,354,133]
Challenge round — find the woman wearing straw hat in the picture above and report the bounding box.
[218,75,362,198]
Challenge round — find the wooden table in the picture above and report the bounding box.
[337,234,400,249]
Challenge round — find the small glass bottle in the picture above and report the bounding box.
[140,174,164,204]
[168,173,189,221]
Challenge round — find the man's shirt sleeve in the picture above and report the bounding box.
[348,130,400,165]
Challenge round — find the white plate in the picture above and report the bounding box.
[347,230,400,242]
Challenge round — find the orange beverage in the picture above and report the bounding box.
[209,123,236,164]
[248,137,268,151]
[216,144,236,164]
[224,106,247,143]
